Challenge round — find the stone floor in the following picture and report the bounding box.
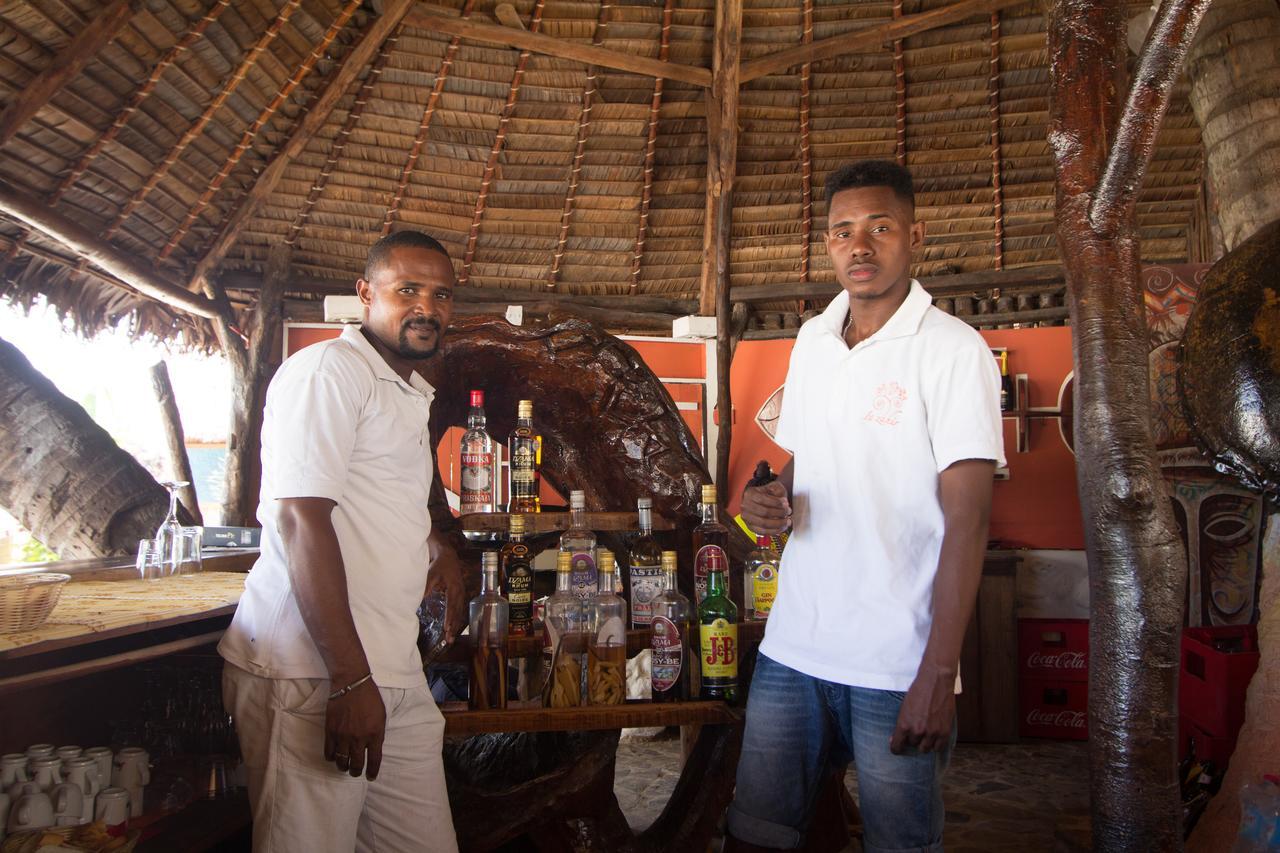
[613,732,1092,851]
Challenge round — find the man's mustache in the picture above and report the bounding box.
[403,317,441,332]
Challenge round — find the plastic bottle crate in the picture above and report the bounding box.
[1019,677,1088,740]
[1018,618,1088,683]
[1179,625,1260,738]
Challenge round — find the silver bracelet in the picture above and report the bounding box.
[328,672,373,701]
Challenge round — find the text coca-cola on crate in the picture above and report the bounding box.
[1019,678,1088,740]
[1018,618,1088,682]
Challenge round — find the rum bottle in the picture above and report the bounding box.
[693,484,729,606]
[468,552,509,710]
[587,549,627,705]
[745,535,779,621]
[628,497,663,627]
[698,547,738,704]
[650,550,695,703]
[543,550,584,707]
[459,389,496,514]
[561,489,597,602]
[507,399,540,513]
[502,514,533,636]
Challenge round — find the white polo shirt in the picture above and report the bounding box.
[759,281,1006,691]
[219,325,437,689]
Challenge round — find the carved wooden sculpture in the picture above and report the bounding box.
[1048,1,1212,849]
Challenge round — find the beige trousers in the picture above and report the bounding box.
[222,662,458,853]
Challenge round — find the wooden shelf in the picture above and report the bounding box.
[441,699,740,736]
[459,510,675,535]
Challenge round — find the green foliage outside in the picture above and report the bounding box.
[20,537,58,563]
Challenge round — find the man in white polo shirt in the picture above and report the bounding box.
[727,161,1005,852]
[219,231,466,852]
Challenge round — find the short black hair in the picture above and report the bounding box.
[364,230,450,281]
[824,160,915,210]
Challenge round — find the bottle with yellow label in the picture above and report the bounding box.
[745,535,779,620]
[698,548,738,704]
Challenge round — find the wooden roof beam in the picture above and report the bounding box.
[0,0,136,149]
[629,0,676,294]
[740,0,1029,83]
[0,180,220,319]
[185,0,416,295]
[404,6,711,87]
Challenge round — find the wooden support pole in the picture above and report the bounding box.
[0,181,221,319]
[0,0,136,148]
[149,361,202,525]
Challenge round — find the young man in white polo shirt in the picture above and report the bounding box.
[727,161,1005,852]
[219,231,467,852]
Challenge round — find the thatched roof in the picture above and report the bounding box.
[0,0,1202,338]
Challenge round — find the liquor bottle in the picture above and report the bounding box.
[692,484,729,606]
[468,552,509,710]
[459,389,496,514]
[698,547,738,704]
[650,550,695,703]
[745,535,779,621]
[999,351,1014,412]
[507,399,541,513]
[628,497,663,627]
[543,550,584,708]
[561,489,597,602]
[587,550,627,705]
[502,514,533,636]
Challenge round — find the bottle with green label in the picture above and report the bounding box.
[698,547,738,704]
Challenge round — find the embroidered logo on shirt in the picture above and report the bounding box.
[864,382,907,426]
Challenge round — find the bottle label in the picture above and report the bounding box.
[629,562,663,625]
[752,563,778,617]
[569,551,597,600]
[694,544,726,605]
[700,619,738,679]
[460,451,494,511]
[511,446,536,488]
[651,616,683,692]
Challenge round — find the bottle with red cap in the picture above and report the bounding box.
[460,390,495,514]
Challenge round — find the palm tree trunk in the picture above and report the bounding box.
[0,335,169,558]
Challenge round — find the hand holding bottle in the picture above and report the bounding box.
[740,461,791,535]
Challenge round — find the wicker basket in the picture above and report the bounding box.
[1,826,140,853]
[0,572,71,633]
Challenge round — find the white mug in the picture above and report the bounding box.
[111,748,148,818]
[23,744,55,762]
[62,757,100,825]
[55,746,82,765]
[0,791,10,842]
[28,756,61,792]
[7,787,53,834]
[0,754,27,790]
[51,782,84,827]
[93,787,129,830]
[84,748,112,787]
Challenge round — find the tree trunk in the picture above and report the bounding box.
[149,360,202,525]
[1185,0,1280,252]
[0,335,170,558]
[1048,1,1210,849]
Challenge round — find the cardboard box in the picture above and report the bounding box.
[1018,618,1088,682]
[1019,677,1088,740]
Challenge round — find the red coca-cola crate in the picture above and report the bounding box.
[1178,715,1238,770]
[1180,625,1260,738]
[1019,677,1088,740]
[1018,618,1089,683]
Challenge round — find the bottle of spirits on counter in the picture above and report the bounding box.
[507,399,540,513]
[561,490,597,602]
[628,497,663,627]
[543,551,584,708]
[502,514,533,636]
[745,536,779,621]
[651,550,695,703]
[468,552,509,710]
[588,550,627,706]
[999,351,1014,412]
[460,389,495,514]
[698,547,738,704]
[693,484,729,606]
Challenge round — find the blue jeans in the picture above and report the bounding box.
[727,655,954,852]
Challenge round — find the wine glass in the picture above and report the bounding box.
[155,481,188,576]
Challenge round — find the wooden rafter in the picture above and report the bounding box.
[0,0,136,149]
[0,180,220,319]
[547,0,613,291]
[459,0,548,287]
[157,0,363,261]
[103,0,304,240]
[740,0,1029,83]
[797,0,813,297]
[292,27,402,244]
[52,0,233,205]
[892,0,907,165]
[629,0,675,294]
[989,11,1004,269]
[381,0,479,236]
[403,6,709,87]
[184,0,414,294]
